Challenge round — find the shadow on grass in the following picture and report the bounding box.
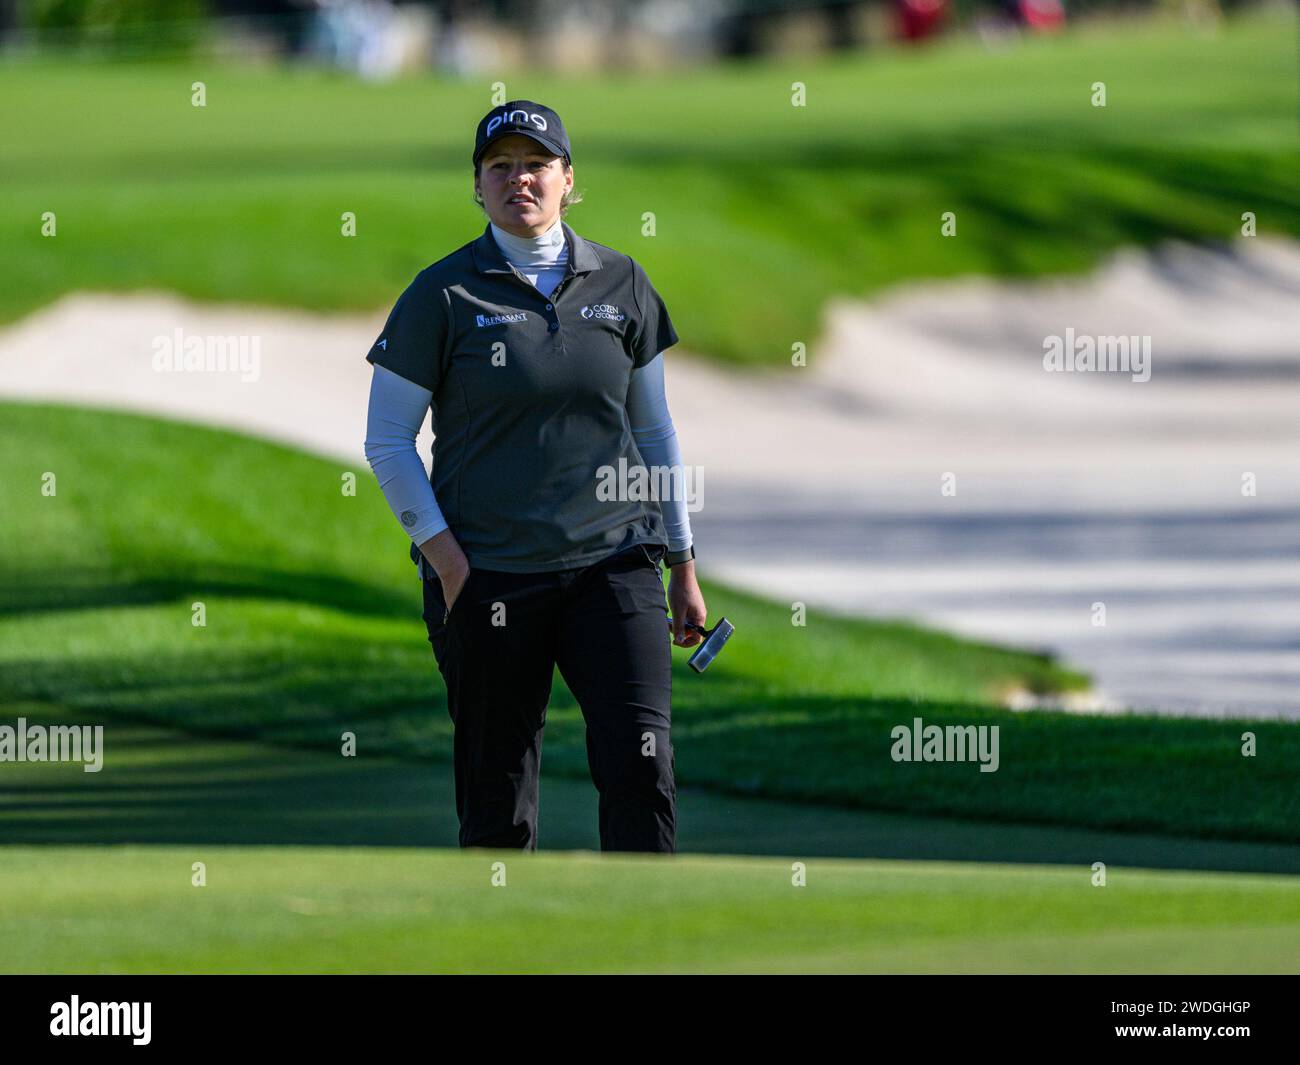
[2,702,1297,875]
[0,563,415,621]
[4,621,1297,847]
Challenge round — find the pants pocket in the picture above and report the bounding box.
[421,576,451,672]
[611,556,668,616]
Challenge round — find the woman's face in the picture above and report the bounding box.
[476,133,573,237]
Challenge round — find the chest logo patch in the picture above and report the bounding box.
[476,312,528,327]
[580,304,625,322]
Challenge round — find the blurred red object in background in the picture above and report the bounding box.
[896,0,949,41]
[1019,0,1066,31]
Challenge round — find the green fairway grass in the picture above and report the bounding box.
[1,845,1297,973]
[5,699,1298,874]
[2,401,1296,850]
[1,9,1296,363]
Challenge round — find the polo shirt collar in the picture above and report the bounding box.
[472,220,601,277]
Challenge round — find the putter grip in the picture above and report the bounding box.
[666,618,707,634]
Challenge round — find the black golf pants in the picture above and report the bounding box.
[421,543,675,854]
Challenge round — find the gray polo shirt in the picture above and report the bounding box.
[367,221,680,573]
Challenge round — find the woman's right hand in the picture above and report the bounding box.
[418,529,471,614]
[442,563,472,614]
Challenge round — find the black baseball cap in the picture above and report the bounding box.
[473,100,571,168]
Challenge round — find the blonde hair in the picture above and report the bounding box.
[473,160,583,218]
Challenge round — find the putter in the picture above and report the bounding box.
[666,616,735,673]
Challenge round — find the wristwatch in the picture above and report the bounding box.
[664,545,695,568]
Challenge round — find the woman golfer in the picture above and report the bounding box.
[363,100,706,854]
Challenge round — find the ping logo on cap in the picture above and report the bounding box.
[486,110,548,138]
[474,100,569,165]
